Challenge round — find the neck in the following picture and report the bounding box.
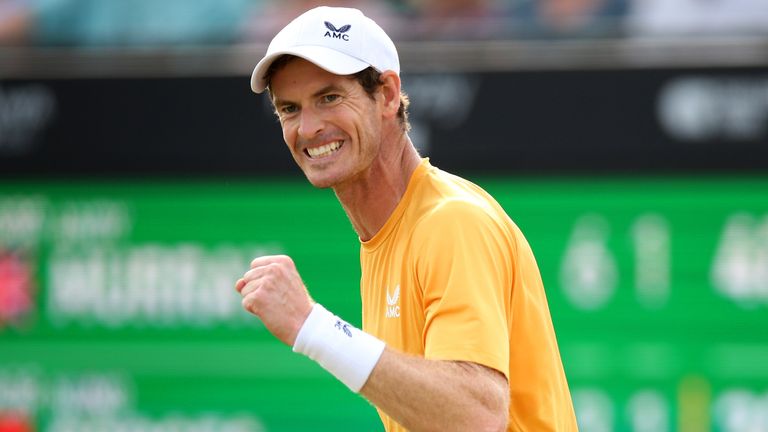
[333,131,421,242]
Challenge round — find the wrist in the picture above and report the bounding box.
[292,303,385,392]
[289,302,315,347]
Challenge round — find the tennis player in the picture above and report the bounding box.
[235,6,578,431]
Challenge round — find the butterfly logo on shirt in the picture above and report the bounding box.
[386,285,401,318]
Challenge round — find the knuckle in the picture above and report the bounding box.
[276,255,293,265]
[242,293,260,313]
[241,280,261,297]
[265,262,283,277]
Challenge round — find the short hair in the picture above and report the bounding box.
[264,55,411,132]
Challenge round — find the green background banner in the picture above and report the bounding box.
[1,176,767,431]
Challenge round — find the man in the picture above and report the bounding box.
[235,6,578,431]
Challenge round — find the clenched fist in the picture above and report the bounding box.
[235,255,314,346]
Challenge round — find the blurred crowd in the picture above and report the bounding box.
[1,0,767,47]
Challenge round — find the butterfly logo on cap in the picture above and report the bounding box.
[324,21,352,41]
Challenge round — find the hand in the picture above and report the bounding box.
[235,255,314,346]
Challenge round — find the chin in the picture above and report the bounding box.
[304,173,339,189]
[307,179,335,189]
[301,163,358,189]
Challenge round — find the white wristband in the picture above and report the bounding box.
[293,303,386,393]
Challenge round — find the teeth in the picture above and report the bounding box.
[307,141,342,158]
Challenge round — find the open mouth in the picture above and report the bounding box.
[305,140,343,159]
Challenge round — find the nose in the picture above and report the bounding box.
[297,107,324,139]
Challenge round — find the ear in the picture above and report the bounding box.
[379,71,401,120]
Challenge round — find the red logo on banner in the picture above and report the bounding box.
[0,411,33,432]
[0,250,34,327]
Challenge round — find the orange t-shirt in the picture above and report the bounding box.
[360,159,577,431]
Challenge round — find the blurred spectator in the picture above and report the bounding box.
[9,0,765,47]
[626,0,768,36]
[401,0,511,40]
[10,0,260,46]
[0,0,32,45]
[509,0,627,38]
[243,0,402,42]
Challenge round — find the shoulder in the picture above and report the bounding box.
[424,197,495,227]
[417,166,494,214]
[417,171,507,231]
[405,163,518,243]
[412,194,513,252]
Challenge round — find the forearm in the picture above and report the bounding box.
[360,348,509,432]
[239,276,510,432]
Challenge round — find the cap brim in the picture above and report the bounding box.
[251,45,371,93]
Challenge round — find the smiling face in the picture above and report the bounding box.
[269,58,385,189]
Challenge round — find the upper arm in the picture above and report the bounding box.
[454,360,509,398]
[449,360,510,428]
[413,200,514,379]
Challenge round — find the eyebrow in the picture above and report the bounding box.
[273,83,346,108]
[312,84,344,98]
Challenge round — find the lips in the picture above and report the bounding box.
[306,140,343,158]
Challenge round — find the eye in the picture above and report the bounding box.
[322,94,340,103]
[280,104,298,115]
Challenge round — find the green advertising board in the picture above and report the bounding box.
[1,176,767,431]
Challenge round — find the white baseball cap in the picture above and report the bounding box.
[250,6,400,94]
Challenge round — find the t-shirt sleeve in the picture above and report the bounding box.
[413,199,513,379]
